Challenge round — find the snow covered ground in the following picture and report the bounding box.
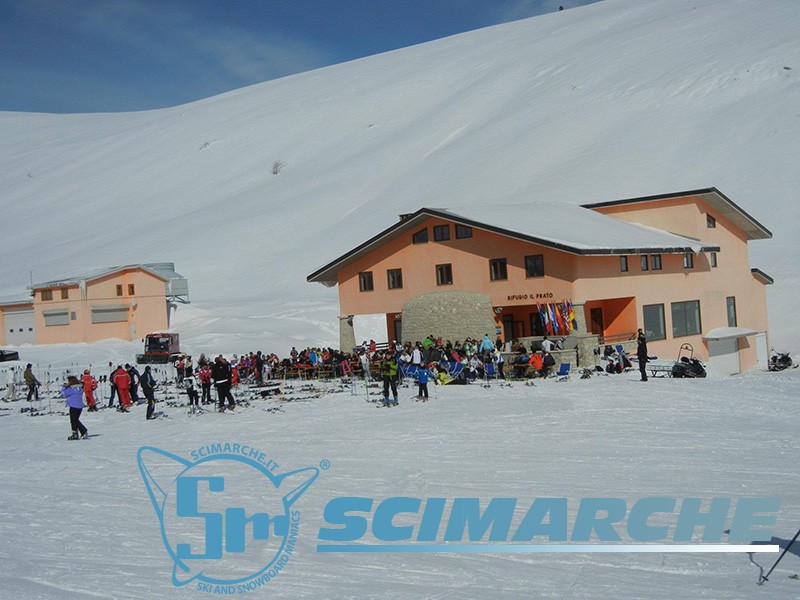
[1,0,799,597]
[1,344,798,599]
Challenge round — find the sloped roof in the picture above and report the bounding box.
[582,187,772,241]
[308,204,719,286]
[30,264,169,289]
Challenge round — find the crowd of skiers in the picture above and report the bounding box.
[7,331,587,439]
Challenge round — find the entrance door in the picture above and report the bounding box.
[393,320,402,344]
[589,308,604,335]
[754,333,768,370]
[707,338,740,376]
[502,315,514,342]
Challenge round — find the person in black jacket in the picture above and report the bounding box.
[140,366,158,419]
[637,328,649,382]
[211,356,236,412]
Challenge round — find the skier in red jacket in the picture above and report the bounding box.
[113,366,132,411]
[81,369,98,411]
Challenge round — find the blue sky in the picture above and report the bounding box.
[0,0,601,114]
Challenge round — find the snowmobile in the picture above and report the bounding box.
[671,343,707,378]
[768,350,797,371]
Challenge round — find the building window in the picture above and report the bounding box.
[358,271,374,292]
[671,300,701,337]
[412,229,428,244]
[60,288,69,299]
[683,253,694,269]
[489,258,508,281]
[525,254,545,278]
[643,304,666,341]
[620,256,628,272]
[726,296,737,327]
[651,254,662,270]
[43,310,69,326]
[387,269,403,290]
[116,284,123,296]
[710,252,717,268]
[433,224,450,242]
[91,305,128,324]
[41,290,53,301]
[707,214,716,228]
[455,224,472,239]
[128,284,135,295]
[640,255,649,271]
[436,264,453,286]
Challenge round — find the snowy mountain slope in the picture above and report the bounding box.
[1,0,798,355]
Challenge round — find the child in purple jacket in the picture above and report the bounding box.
[61,375,88,440]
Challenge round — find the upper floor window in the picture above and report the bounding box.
[412,229,428,244]
[683,253,694,269]
[358,271,374,292]
[436,264,453,286]
[116,284,124,296]
[640,255,649,271]
[525,254,545,278]
[620,256,629,272]
[387,269,403,290]
[433,224,450,242]
[651,254,662,270]
[128,284,136,295]
[706,214,716,228]
[671,300,701,337]
[455,224,472,239]
[489,258,508,281]
[710,252,718,268]
[60,288,69,299]
[41,289,53,301]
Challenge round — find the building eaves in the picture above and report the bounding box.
[581,187,772,241]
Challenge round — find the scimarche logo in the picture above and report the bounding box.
[137,443,318,594]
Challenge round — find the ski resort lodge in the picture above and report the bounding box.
[0,263,188,346]
[308,188,773,376]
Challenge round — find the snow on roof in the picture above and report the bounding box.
[703,327,760,340]
[437,203,716,254]
[31,264,169,289]
[307,202,719,285]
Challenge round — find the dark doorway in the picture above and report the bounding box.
[589,308,604,335]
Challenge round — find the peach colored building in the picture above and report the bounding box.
[0,263,188,346]
[308,189,772,375]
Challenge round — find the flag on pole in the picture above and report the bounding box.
[567,300,578,331]
[549,303,559,334]
[542,304,553,336]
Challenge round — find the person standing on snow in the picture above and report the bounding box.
[380,349,399,407]
[126,364,140,404]
[198,363,212,404]
[140,365,158,419]
[212,355,235,412]
[113,365,131,411]
[637,328,649,382]
[62,375,88,440]
[5,368,17,401]
[107,361,117,408]
[415,364,432,401]
[24,363,40,402]
[81,369,98,411]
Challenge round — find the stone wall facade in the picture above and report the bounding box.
[400,291,497,345]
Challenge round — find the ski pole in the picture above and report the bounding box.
[761,527,800,583]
